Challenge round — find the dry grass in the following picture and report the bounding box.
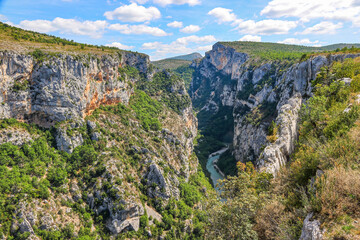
[315,167,360,221]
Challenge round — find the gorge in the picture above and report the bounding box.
[1,22,360,239]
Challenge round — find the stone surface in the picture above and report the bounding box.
[299,213,323,240]
[146,164,180,200]
[0,128,33,145]
[0,51,149,127]
[55,126,84,154]
[190,43,360,174]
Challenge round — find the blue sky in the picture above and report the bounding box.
[0,0,359,60]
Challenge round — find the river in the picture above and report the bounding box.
[206,148,228,192]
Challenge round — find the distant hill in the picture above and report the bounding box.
[168,52,202,61]
[152,59,192,70]
[0,21,138,55]
[219,41,360,62]
[320,43,360,51]
[152,53,202,70]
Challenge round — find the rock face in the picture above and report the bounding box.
[146,164,180,200]
[0,51,149,127]
[191,43,360,174]
[0,49,199,238]
[0,127,33,145]
[55,124,84,154]
[299,213,323,240]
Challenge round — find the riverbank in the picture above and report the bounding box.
[206,147,228,192]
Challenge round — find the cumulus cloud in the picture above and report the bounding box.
[175,35,216,45]
[19,18,108,38]
[261,0,360,23]
[235,19,298,35]
[277,38,319,45]
[142,35,216,60]
[298,21,343,35]
[108,23,169,36]
[208,7,237,23]
[167,21,183,28]
[239,35,261,42]
[208,7,298,35]
[104,3,161,22]
[105,42,135,50]
[195,45,213,52]
[180,25,201,33]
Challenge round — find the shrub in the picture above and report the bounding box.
[350,74,360,92]
[47,167,67,187]
[266,121,278,143]
[312,167,360,220]
[179,182,200,207]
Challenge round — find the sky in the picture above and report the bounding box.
[0,0,359,60]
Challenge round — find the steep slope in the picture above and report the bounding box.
[0,23,212,240]
[191,42,360,175]
[205,56,360,239]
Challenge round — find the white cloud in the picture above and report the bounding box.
[239,35,261,42]
[180,25,201,33]
[235,19,298,35]
[108,23,169,36]
[207,7,298,36]
[208,7,237,23]
[354,0,360,6]
[153,0,200,6]
[105,42,135,50]
[167,21,183,28]
[175,35,216,45]
[104,3,161,22]
[142,35,216,60]
[298,21,343,35]
[261,0,360,23]
[195,45,213,52]
[277,38,319,45]
[0,14,8,22]
[19,18,108,38]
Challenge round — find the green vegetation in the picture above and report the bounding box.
[220,41,321,62]
[205,57,360,239]
[138,71,191,114]
[12,80,30,92]
[152,52,201,71]
[173,65,195,91]
[219,41,360,63]
[0,21,146,57]
[130,90,162,131]
[152,59,192,70]
[167,52,202,61]
[194,106,234,179]
[217,149,237,176]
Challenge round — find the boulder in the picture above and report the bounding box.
[299,213,323,240]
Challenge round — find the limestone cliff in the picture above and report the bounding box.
[0,49,205,239]
[190,42,360,174]
[0,51,149,127]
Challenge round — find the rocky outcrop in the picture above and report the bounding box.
[106,202,144,234]
[299,213,323,240]
[0,51,149,127]
[257,94,303,174]
[55,126,84,154]
[0,127,33,145]
[191,43,360,174]
[145,164,180,200]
